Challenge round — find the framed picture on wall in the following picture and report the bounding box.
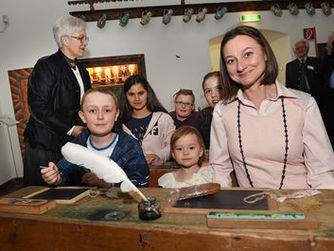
[8,67,33,157]
[78,54,146,98]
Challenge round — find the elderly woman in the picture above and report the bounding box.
[210,25,334,189]
[24,16,91,186]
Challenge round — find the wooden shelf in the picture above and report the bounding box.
[68,0,139,11]
[68,0,334,22]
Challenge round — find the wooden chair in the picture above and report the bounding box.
[148,161,179,187]
[148,161,239,188]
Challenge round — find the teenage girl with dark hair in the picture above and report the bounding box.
[119,75,175,164]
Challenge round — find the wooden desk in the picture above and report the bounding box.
[1,187,334,250]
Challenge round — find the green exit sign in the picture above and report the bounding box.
[240,14,261,22]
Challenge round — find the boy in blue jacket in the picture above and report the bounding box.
[41,87,149,188]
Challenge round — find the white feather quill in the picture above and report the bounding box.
[61,142,148,201]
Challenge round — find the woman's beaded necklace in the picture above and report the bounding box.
[237,97,288,189]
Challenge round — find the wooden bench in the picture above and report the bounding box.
[148,161,238,187]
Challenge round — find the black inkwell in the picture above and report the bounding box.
[138,197,161,220]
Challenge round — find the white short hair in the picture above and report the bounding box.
[53,16,86,48]
[294,39,309,51]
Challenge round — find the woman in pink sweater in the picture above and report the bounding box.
[210,25,334,189]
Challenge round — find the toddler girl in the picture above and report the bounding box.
[158,126,213,188]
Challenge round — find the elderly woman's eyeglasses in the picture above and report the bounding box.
[69,35,89,43]
[175,101,193,108]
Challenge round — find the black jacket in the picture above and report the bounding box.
[24,49,91,151]
[320,53,334,89]
[285,57,323,103]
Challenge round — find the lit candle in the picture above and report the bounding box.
[87,68,94,83]
[104,68,111,83]
[112,66,120,81]
[128,64,136,76]
[95,67,102,81]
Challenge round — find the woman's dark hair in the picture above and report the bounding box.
[201,71,222,90]
[118,74,168,124]
[220,25,278,101]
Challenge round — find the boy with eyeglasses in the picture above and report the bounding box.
[169,89,199,129]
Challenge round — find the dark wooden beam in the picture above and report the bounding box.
[68,0,137,11]
[68,0,333,22]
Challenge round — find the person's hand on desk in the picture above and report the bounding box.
[72,125,86,137]
[145,154,163,165]
[40,162,62,185]
[81,172,111,188]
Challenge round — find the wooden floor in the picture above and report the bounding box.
[0,178,24,197]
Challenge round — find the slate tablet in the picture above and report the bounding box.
[24,187,90,204]
[163,189,278,215]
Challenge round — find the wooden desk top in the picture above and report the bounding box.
[1,187,334,250]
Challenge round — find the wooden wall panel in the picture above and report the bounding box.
[8,68,33,158]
